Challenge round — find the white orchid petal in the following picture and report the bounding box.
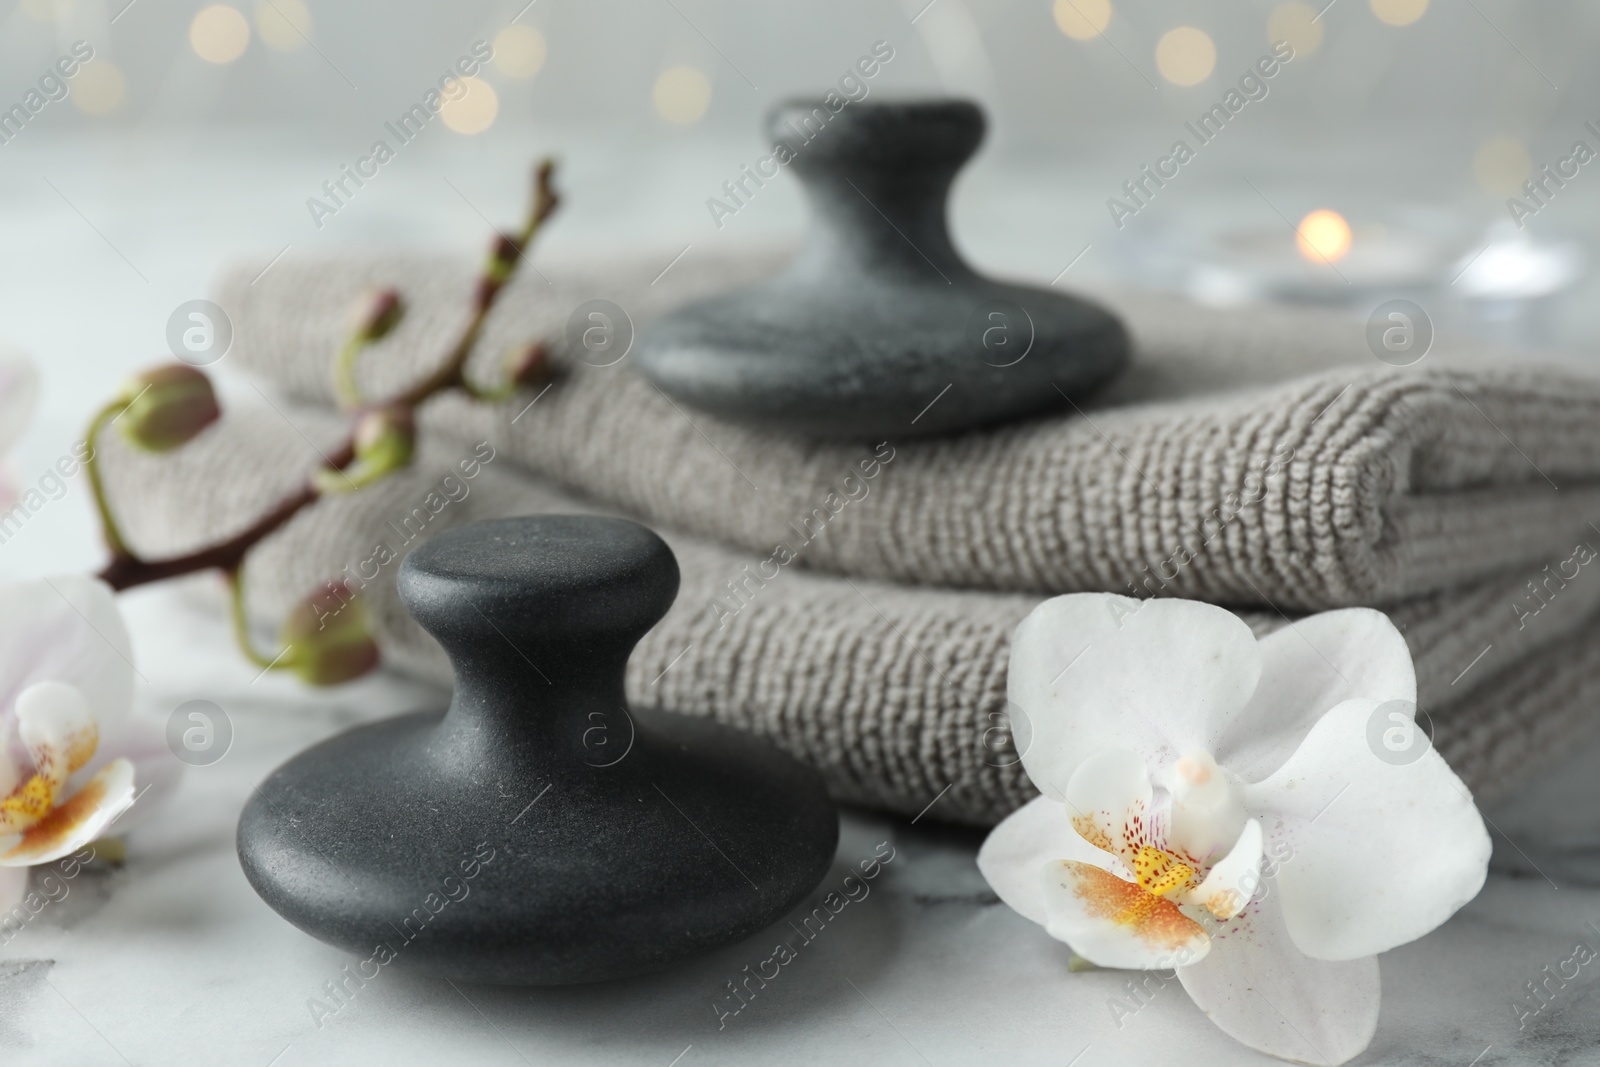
[1040,858,1210,969]
[1062,748,1153,860]
[87,715,183,832]
[17,681,99,788]
[1182,818,1263,920]
[0,758,136,868]
[0,715,17,798]
[0,577,133,751]
[1244,697,1490,962]
[1218,609,1415,784]
[1010,595,1261,798]
[0,863,25,912]
[977,794,1114,926]
[1178,888,1380,1066]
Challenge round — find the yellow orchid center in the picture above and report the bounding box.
[0,721,99,834]
[1134,845,1196,897]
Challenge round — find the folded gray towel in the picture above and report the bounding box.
[217,245,1600,612]
[100,405,1600,824]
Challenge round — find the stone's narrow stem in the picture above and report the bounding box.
[82,400,132,560]
[796,169,969,280]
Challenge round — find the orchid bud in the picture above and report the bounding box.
[280,581,380,686]
[351,288,404,342]
[353,403,415,471]
[117,364,221,452]
[503,341,550,387]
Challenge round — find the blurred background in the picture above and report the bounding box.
[1,0,1596,576]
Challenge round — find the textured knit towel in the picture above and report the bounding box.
[217,245,1600,612]
[102,402,1600,825]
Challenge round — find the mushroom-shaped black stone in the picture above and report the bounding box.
[237,516,839,984]
[634,97,1129,439]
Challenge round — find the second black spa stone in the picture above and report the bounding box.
[236,515,839,984]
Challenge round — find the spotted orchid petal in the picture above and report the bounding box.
[977,794,1122,927]
[0,757,136,868]
[1177,886,1380,1067]
[19,681,99,788]
[1009,595,1261,800]
[1243,697,1490,962]
[1040,858,1211,970]
[1,681,100,834]
[1061,748,1154,862]
[1179,817,1262,921]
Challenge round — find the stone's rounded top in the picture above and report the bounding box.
[766,97,984,169]
[399,515,679,648]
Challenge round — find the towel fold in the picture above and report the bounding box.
[101,402,1600,824]
[217,245,1600,612]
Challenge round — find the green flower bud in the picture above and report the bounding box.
[315,404,416,493]
[117,364,221,452]
[354,403,415,468]
[280,581,380,686]
[351,288,405,342]
[503,341,550,387]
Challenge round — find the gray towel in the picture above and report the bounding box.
[101,402,1600,825]
[216,245,1600,612]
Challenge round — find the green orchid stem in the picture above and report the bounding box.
[83,399,133,560]
[462,378,520,403]
[334,336,369,409]
[312,458,403,495]
[226,565,292,671]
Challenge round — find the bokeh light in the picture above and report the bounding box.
[1371,0,1428,27]
[440,77,499,135]
[72,59,127,116]
[652,66,712,125]
[19,0,74,22]
[1155,27,1216,87]
[494,26,547,79]
[1052,0,1111,41]
[256,0,312,52]
[1474,136,1532,196]
[191,5,251,65]
[1296,209,1353,263]
[1267,2,1324,55]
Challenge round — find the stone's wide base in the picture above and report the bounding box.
[238,705,839,985]
[638,275,1129,440]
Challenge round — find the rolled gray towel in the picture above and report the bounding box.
[215,244,1600,611]
[100,404,1600,823]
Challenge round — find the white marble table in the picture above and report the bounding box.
[0,581,1596,1067]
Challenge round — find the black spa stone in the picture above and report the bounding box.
[236,516,839,985]
[634,97,1129,439]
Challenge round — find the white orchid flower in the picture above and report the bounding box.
[0,576,177,912]
[978,595,1491,1066]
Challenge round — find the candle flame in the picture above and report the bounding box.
[1296,209,1352,264]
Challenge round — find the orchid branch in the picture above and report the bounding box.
[87,159,561,682]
